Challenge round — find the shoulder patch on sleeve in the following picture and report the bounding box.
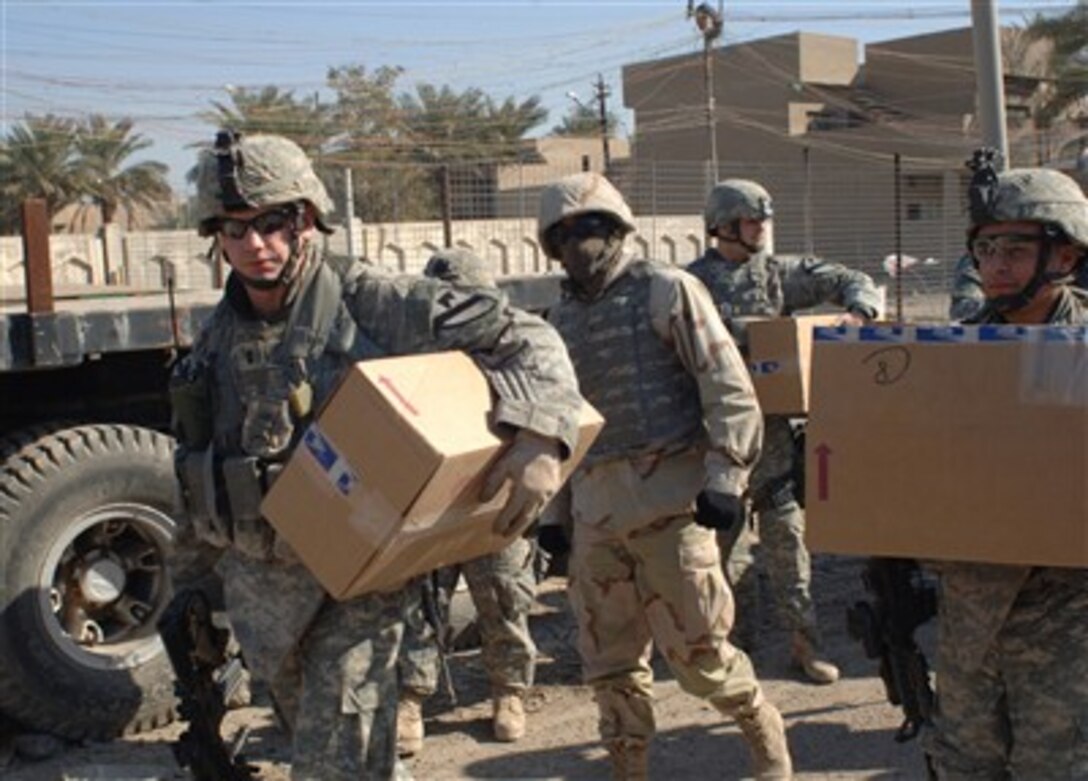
[433,289,499,332]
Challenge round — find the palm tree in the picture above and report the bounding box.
[200,85,333,157]
[0,115,80,232]
[75,115,172,227]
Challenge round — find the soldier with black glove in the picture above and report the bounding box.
[541,172,792,780]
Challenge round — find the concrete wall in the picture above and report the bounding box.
[0,214,705,296]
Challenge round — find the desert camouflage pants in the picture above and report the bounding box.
[923,565,1088,780]
[217,551,415,781]
[400,537,537,697]
[570,513,765,743]
[718,414,820,644]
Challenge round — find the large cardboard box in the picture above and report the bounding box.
[805,324,1088,567]
[261,351,603,598]
[745,315,840,415]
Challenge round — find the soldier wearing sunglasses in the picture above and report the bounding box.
[921,155,1088,779]
[170,131,584,780]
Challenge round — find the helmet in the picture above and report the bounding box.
[968,167,1088,248]
[537,172,636,256]
[423,247,496,288]
[704,179,773,235]
[194,131,334,236]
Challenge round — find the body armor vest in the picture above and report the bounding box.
[178,254,383,557]
[551,261,704,463]
[204,256,383,459]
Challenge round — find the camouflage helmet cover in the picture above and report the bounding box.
[704,178,774,234]
[194,132,335,235]
[423,247,496,288]
[537,172,636,254]
[969,167,1088,248]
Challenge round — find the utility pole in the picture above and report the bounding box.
[688,2,724,181]
[343,166,356,262]
[970,0,1009,169]
[593,74,612,173]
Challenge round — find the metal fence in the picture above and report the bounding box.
[318,153,968,320]
[2,155,971,321]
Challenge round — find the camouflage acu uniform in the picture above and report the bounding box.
[550,255,770,741]
[399,249,542,705]
[173,135,583,781]
[921,164,1088,779]
[923,288,1088,779]
[686,247,880,650]
[399,537,537,699]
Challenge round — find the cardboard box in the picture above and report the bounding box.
[805,324,1088,567]
[745,315,840,415]
[261,351,603,599]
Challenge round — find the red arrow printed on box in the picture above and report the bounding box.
[378,376,420,416]
[814,443,832,501]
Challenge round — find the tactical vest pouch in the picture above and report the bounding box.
[178,449,231,548]
[221,456,276,560]
[169,368,213,450]
[241,398,293,459]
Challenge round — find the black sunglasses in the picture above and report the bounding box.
[216,207,296,240]
[545,213,620,250]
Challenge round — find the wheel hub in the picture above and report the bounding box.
[79,556,127,605]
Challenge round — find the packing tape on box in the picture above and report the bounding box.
[814,324,1088,406]
[301,424,360,497]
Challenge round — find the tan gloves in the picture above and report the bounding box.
[481,430,562,536]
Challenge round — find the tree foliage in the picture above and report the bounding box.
[0,115,80,231]
[199,85,334,157]
[551,102,619,137]
[1023,1,1088,126]
[1,114,172,233]
[75,115,172,227]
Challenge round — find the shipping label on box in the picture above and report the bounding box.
[745,315,840,415]
[805,324,1088,567]
[261,351,603,599]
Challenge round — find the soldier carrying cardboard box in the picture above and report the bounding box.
[687,179,882,685]
[920,153,1088,779]
[170,131,584,781]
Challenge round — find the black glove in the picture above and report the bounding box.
[694,490,745,532]
[536,524,571,558]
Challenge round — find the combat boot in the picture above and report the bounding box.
[492,691,526,742]
[736,702,793,780]
[605,738,649,781]
[790,631,840,685]
[396,692,425,758]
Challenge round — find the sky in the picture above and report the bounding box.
[1,0,1078,191]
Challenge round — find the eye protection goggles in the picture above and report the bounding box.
[969,233,1042,264]
[546,213,620,248]
[215,207,296,240]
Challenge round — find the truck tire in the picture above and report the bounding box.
[0,424,191,740]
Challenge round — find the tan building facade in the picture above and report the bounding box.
[620,27,1080,281]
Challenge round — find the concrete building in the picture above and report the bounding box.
[620,27,1081,278]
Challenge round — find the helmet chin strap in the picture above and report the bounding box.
[716,220,761,255]
[976,233,1054,315]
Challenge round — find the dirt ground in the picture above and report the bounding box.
[1,553,931,780]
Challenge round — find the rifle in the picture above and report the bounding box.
[158,588,257,780]
[420,570,459,706]
[846,557,937,743]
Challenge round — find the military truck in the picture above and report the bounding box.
[0,200,562,741]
